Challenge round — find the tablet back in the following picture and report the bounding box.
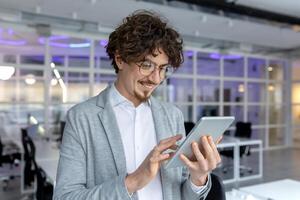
[165,116,235,169]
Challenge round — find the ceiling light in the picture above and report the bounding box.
[238,84,245,93]
[0,65,15,80]
[50,62,56,68]
[268,66,273,71]
[25,74,36,85]
[268,84,275,91]
[51,78,58,86]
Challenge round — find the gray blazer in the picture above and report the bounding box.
[53,86,211,200]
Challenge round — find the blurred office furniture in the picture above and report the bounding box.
[21,127,54,199]
[206,173,226,200]
[57,121,65,142]
[220,122,253,175]
[184,121,195,135]
[21,128,36,188]
[34,162,54,200]
[0,135,21,190]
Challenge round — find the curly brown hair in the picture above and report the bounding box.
[106,10,184,73]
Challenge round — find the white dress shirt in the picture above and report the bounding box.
[110,84,208,200]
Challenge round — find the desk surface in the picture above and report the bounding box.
[239,179,300,200]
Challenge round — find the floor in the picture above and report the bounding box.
[0,147,300,199]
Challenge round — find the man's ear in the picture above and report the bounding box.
[115,53,124,70]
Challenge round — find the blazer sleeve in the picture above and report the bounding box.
[53,109,132,200]
[175,108,212,200]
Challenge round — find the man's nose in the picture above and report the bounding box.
[149,68,162,84]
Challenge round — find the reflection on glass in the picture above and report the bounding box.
[268,60,286,81]
[269,127,284,146]
[169,78,193,102]
[3,55,17,64]
[20,55,44,65]
[293,129,300,147]
[223,81,244,102]
[269,105,285,125]
[51,71,89,103]
[20,78,44,102]
[292,65,300,81]
[51,55,65,66]
[94,74,116,95]
[68,55,89,68]
[197,79,220,102]
[0,79,16,102]
[197,52,220,76]
[99,56,113,70]
[292,105,300,125]
[248,82,266,102]
[292,83,300,103]
[224,105,243,122]
[177,104,193,122]
[248,106,266,125]
[251,129,266,146]
[268,83,284,104]
[20,69,43,77]
[224,57,244,77]
[248,57,266,79]
[175,50,193,74]
[95,39,113,70]
[197,105,219,120]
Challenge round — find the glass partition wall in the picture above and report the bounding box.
[0,25,290,149]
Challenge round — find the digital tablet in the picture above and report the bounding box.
[165,116,235,169]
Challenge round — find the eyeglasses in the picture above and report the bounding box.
[136,59,175,79]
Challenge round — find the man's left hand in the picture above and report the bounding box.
[179,136,222,186]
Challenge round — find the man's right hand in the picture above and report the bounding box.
[125,134,182,193]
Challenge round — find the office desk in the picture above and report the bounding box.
[239,179,300,200]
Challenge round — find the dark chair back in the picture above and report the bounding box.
[235,122,252,156]
[21,128,36,187]
[206,173,226,200]
[33,161,54,200]
[184,121,195,136]
[235,122,252,138]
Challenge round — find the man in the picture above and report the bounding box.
[54,10,221,200]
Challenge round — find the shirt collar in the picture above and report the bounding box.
[110,82,151,108]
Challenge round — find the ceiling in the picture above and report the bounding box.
[0,0,300,55]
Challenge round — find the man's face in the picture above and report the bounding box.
[115,49,168,106]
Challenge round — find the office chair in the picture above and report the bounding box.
[22,128,54,200]
[21,128,36,188]
[206,173,226,200]
[33,161,54,200]
[184,121,195,135]
[220,122,253,175]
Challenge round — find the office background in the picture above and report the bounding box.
[0,0,300,199]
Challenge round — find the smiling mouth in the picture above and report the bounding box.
[139,81,156,89]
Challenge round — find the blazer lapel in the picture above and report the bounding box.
[150,97,172,143]
[96,87,127,176]
[150,97,173,199]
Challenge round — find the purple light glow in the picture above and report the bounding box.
[185,51,193,57]
[39,36,90,48]
[210,53,242,60]
[99,39,108,47]
[0,39,27,46]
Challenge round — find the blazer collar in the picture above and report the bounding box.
[96,85,127,176]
